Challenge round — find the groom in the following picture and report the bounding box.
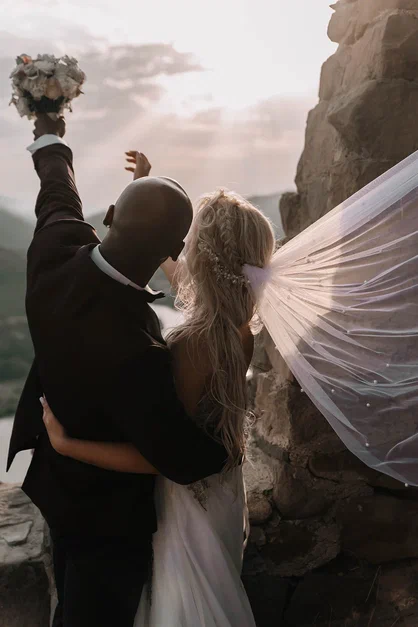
[7,115,227,627]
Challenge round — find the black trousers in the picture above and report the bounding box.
[50,529,153,627]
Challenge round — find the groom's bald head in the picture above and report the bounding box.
[100,176,193,285]
[111,176,192,252]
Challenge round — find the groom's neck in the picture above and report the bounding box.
[99,239,156,288]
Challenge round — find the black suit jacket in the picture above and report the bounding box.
[7,143,226,536]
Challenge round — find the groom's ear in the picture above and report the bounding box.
[103,204,115,228]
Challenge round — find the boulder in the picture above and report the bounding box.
[309,448,415,492]
[355,0,418,41]
[254,374,341,455]
[285,571,376,626]
[333,12,418,91]
[328,0,359,44]
[337,493,418,562]
[283,557,418,627]
[327,79,418,161]
[243,442,274,526]
[0,483,50,627]
[261,515,340,577]
[273,460,332,520]
[318,45,351,102]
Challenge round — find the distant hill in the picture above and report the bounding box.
[0,248,27,319]
[0,247,32,417]
[0,207,35,416]
[0,191,283,253]
[0,207,34,253]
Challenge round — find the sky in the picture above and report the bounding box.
[0,0,337,217]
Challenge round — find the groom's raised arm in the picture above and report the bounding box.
[28,115,84,233]
[109,347,228,485]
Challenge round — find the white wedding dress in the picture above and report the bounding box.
[135,464,256,627]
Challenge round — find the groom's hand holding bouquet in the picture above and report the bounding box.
[33,113,66,141]
[9,51,82,155]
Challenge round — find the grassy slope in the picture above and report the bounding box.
[0,208,34,417]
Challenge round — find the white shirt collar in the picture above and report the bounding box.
[27,134,68,154]
[90,245,145,291]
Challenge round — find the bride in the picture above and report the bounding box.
[41,155,276,627]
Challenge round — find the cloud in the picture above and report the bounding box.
[81,43,202,86]
[132,96,311,200]
[0,25,314,215]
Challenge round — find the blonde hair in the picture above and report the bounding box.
[168,189,275,470]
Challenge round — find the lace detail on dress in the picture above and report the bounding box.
[187,478,210,509]
[186,395,221,509]
[146,542,154,606]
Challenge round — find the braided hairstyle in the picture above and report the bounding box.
[168,189,275,470]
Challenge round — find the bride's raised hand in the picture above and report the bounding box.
[125,150,151,180]
[40,396,70,455]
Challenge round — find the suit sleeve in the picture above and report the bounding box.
[108,347,228,484]
[32,143,84,233]
[7,360,44,471]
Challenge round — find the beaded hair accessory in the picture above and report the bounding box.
[198,241,247,285]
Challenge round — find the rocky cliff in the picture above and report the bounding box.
[0,484,52,626]
[244,1,418,624]
[280,0,418,238]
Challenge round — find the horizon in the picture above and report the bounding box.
[0,189,285,221]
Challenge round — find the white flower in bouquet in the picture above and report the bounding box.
[10,53,86,120]
[15,96,31,118]
[44,78,63,100]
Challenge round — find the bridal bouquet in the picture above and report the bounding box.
[10,54,86,120]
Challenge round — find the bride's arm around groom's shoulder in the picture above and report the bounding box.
[27,114,84,233]
[42,343,228,483]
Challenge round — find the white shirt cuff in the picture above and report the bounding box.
[27,134,68,155]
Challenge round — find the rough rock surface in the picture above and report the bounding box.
[280,0,418,239]
[283,555,418,627]
[244,1,418,623]
[0,483,51,627]
[2,482,418,627]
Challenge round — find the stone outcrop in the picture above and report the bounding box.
[280,0,418,238]
[283,556,418,627]
[0,483,51,627]
[245,0,418,594]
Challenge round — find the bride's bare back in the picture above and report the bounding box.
[170,326,254,417]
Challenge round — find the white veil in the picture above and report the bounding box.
[250,150,418,487]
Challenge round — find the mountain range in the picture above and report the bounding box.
[0,193,283,252]
[0,208,34,253]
